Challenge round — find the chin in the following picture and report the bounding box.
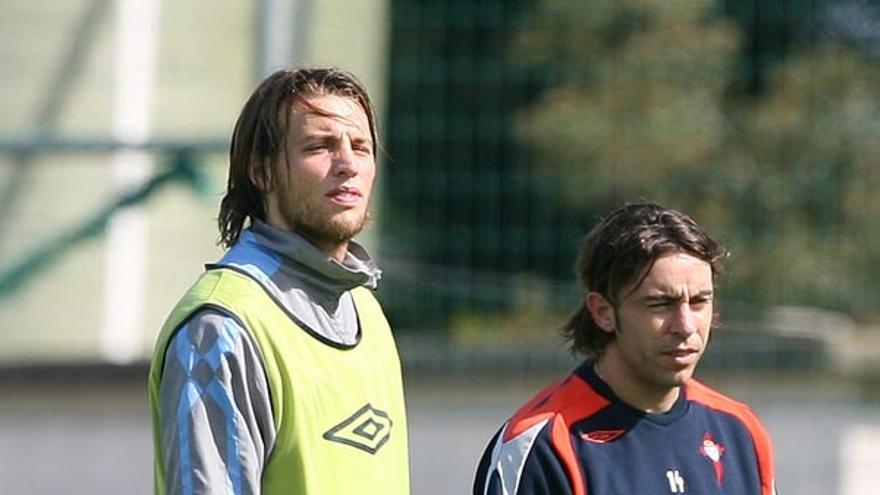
[655,364,694,386]
[325,218,367,241]
[671,368,697,386]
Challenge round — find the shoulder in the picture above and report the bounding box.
[474,372,607,495]
[685,379,768,435]
[161,268,266,330]
[685,378,776,491]
[685,379,774,476]
[173,308,249,345]
[505,373,609,442]
[351,285,381,308]
[163,308,259,372]
[350,286,390,331]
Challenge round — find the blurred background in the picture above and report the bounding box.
[1,0,879,493]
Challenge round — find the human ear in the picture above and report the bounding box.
[586,292,616,334]
[248,159,272,192]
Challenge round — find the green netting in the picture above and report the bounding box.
[383,0,584,334]
[382,0,880,338]
[3,0,880,351]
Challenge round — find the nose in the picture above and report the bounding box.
[670,303,698,337]
[332,142,357,178]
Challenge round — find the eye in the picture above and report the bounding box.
[352,142,372,155]
[304,143,328,153]
[646,300,672,309]
[689,296,712,309]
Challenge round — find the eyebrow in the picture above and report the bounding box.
[299,129,372,144]
[301,129,363,138]
[644,289,713,303]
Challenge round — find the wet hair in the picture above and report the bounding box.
[217,67,378,248]
[562,202,727,357]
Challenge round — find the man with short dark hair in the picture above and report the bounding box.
[473,202,777,495]
[149,67,409,495]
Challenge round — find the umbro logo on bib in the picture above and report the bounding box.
[323,403,393,454]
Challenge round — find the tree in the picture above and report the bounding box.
[514,0,739,209]
[515,0,880,321]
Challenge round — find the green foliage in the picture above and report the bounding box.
[451,274,571,346]
[720,43,880,318]
[514,0,880,322]
[514,0,739,207]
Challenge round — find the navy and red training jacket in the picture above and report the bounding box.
[473,362,776,495]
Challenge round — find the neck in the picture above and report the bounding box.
[593,356,681,413]
[309,237,349,262]
[247,221,379,293]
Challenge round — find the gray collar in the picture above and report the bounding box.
[251,220,382,294]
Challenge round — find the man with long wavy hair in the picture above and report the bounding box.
[149,67,409,495]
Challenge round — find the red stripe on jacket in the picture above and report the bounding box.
[503,374,611,495]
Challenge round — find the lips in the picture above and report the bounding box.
[663,348,698,357]
[661,347,699,367]
[327,186,362,205]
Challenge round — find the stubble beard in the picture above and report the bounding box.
[277,187,368,246]
[613,326,696,392]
